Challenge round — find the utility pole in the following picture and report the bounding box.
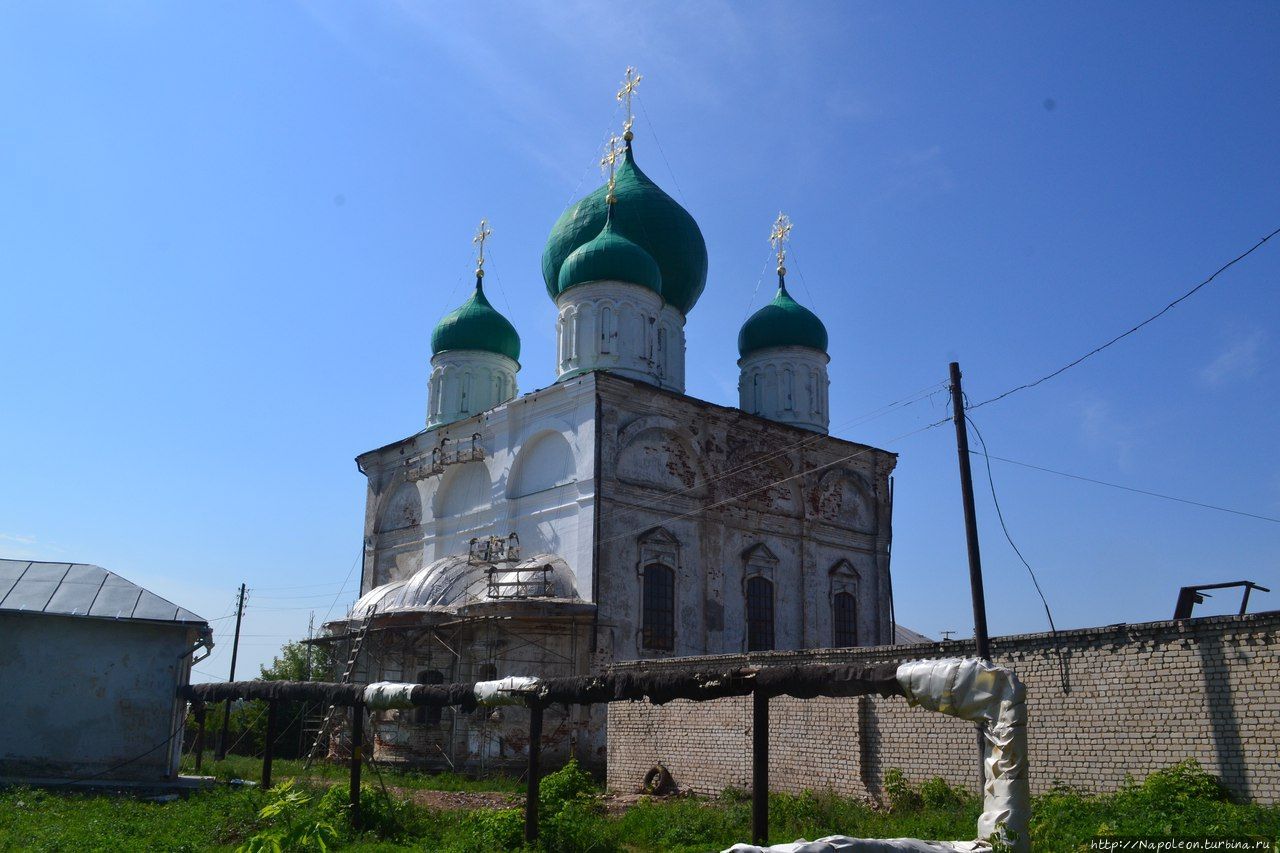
[949,362,991,791]
[949,362,991,661]
[215,583,247,761]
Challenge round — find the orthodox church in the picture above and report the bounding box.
[325,72,898,771]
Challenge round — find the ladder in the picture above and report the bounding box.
[303,606,377,769]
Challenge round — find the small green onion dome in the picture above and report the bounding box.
[431,280,521,363]
[556,214,662,297]
[738,280,829,357]
[542,145,707,314]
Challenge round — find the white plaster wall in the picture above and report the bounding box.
[426,350,519,429]
[360,374,598,604]
[555,281,665,387]
[656,304,686,393]
[738,345,831,434]
[0,613,197,780]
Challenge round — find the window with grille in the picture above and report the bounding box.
[642,563,675,651]
[746,576,775,652]
[415,669,444,725]
[833,591,858,647]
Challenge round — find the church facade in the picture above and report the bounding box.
[325,97,897,771]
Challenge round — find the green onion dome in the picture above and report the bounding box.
[542,144,707,314]
[556,213,662,297]
[431,279,521,363]
[738,280,829,357]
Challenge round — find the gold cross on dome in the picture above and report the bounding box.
[770,212,793,272]
[600,134,624,202]
[616,66,642,139]
[473,219,493,276]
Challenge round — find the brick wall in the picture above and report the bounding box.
[606,611,1280,803]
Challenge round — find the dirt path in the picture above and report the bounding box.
[393,787,522,810]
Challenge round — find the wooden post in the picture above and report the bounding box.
[193,704,207,773]
[950,361,992,792]
[262,700,278,789]
[752,690,769,846]
[349,704,363,831]
[524,701,544,845]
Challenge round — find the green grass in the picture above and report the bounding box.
[2,760,1276,853]
[178,752,525,793]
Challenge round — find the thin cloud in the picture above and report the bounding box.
[1079,397,1137,470]
[1198,331,1263,386]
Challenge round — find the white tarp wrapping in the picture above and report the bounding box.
[473,675,540,706]
[363,681,418,710]
[723,658,1030,853]
[897,658,1029,851]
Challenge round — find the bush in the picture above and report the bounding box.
[540,758,598,815]
[237,781,338,853]
[920,776,969,809]
[540,797,616,853]
[445,807,525,851]
[884,768,922,811]
[316,782,419,840]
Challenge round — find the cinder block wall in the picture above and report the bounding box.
[606,611,1280,803]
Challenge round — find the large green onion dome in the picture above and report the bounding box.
[542,144,707,314]
[431,280,521,363]
[556,213,662,297]
[738,280,829,357]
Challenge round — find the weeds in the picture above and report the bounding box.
[2,759,1276,852]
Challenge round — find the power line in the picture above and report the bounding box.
[320,551,362,625]
[742,244,777,322]
[966,414,1069,695]
[588,379,950,533]
[970,449,1280,525]
[252,580,359,592]
[968,224,1280,411]
[966,416,1059,631]
[636,94,686,206]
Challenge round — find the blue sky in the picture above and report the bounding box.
[2,2,1277,680]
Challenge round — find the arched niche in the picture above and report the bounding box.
[508,431,576,499]
[615,417,706,495]
[721,446,801,517]
[433,461,491,517]
[377,482,422,532]
[815,468,876,533]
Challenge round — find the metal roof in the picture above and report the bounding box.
[0,559,207,625]
[894,624,933,645]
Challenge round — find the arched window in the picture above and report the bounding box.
[746,576,774,652]
[642,563,675,651]
[459,372,471,414]
[415,670,444,725]
[833,591,858,647]
[600,306,613,354]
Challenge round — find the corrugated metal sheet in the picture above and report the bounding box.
[0,559,206,624]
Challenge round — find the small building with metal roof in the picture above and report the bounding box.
[0,559,212,784]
